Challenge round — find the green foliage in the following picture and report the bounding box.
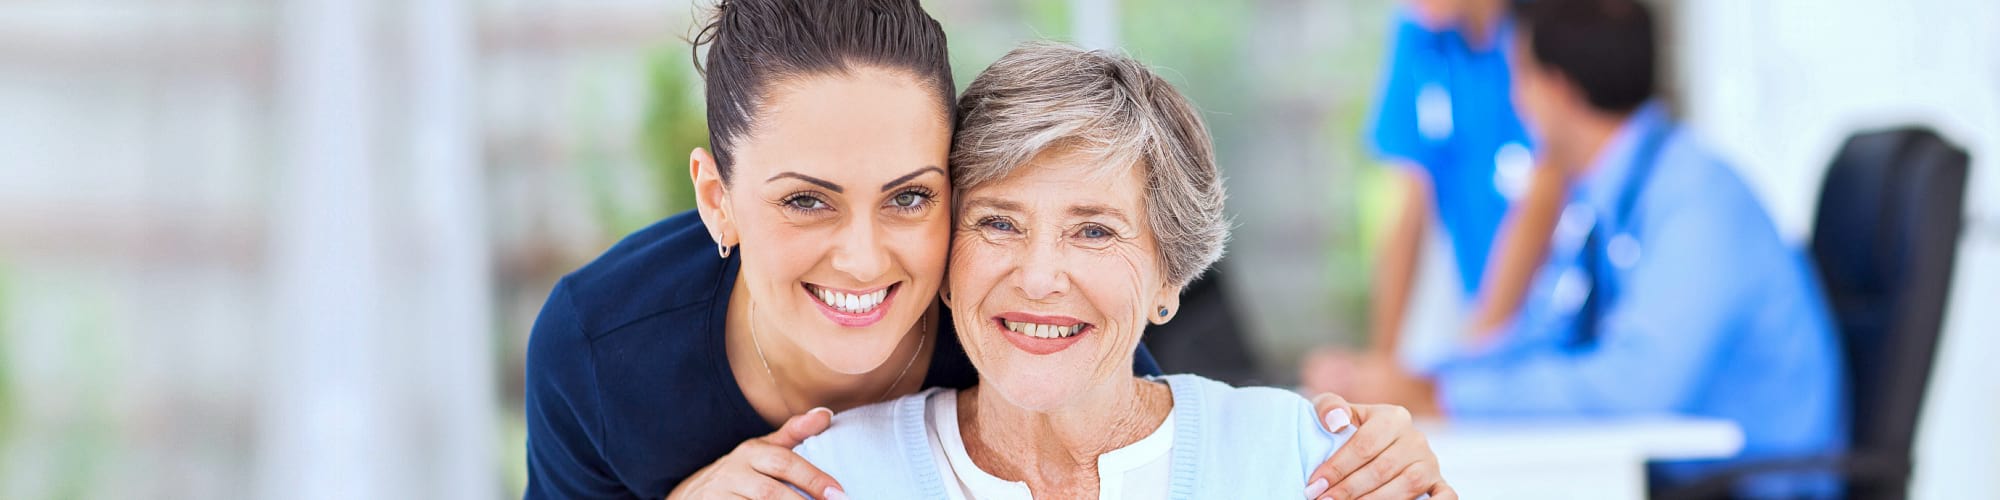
[640,47,708,216]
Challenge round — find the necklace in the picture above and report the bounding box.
[748,301,928,417]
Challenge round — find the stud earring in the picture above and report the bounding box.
[1158,307,1170,318]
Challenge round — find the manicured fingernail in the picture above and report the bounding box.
[1325,408,1351,432]
[810,407,833,418]
[824,487,849,500]
[1304,477,1329,498]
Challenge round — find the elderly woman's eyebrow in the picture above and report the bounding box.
[880,166,946,192]
[766,172,843,193]
[1069,204,1129,222]
[963,197,1022,213]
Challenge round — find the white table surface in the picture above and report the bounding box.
[1422,416,1745,500]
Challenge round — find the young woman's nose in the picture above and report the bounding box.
[829,217,891,283]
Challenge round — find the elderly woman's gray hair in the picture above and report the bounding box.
[950,42,1229,287]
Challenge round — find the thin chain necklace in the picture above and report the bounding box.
[748,301,928,417]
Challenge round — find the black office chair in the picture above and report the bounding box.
[1658,127,1969,499]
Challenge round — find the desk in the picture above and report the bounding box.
[1423,417,1744,499]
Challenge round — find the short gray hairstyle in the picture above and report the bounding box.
[951,42,1228,287]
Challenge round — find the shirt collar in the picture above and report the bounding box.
[1396,7,1513,54]
[1575,100,1671,212]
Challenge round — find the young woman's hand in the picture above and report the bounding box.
[667,408,847,500]
[1306,393,1457,500]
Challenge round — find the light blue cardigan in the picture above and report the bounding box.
[795,374,1351,498]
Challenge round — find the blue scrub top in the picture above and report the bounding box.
[1368,10,1536,296]
[1433,104,1848,498]
[522,211,1162,499]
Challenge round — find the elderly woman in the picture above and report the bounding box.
[794,42,1445,499]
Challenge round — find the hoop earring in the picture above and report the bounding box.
[717,242,732,259]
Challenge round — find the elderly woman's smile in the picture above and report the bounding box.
[947,145,1175,411]
[996,312,1089,347]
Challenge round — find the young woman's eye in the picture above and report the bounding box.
[782,193,830,212]
[888,190,932,211]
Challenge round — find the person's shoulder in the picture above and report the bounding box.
[524,210,734,427]
[1165,373,1313,415]
[796,390,942,498]
[1163,374,1346,449]
[552,210,732,339]
[1160,374,1348,496]
[1644,134,1782,241]
[800,394,910,458]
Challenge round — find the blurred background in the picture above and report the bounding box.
[0,0,1992,498]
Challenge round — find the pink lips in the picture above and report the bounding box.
[806,283,897,328]
[992,312,1091,355]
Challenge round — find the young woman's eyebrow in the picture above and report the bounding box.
[766,172,843,193]
[880,166,946,192]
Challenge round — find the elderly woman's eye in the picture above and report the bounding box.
[1077,224,1113,240]
[978,217,1017,233]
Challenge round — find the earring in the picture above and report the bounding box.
[717,242,732,259]
[1158,307,1170,318]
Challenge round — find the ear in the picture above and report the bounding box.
[1149,281,1185,326]
[691,147,736,248]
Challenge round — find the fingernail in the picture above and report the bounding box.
[824,487,849,500]
[810,407,833,418]
[1325,408,1351,432]
[1304,477,1329,499]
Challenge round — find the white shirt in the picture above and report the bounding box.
[923,389,1176,500]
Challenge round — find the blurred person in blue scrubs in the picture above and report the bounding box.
[1322,0,1849,496]
[1301,0,1573,392]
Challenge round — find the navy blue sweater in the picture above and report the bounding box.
[523,211,1161,499]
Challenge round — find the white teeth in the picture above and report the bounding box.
[1003,320,1083,339]
[810,285,889,314]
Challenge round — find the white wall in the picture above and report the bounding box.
[1675,0,2000,497]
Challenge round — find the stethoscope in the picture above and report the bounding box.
[1553,121,1677,347]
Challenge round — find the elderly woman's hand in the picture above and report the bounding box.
[1305,394,1456,500]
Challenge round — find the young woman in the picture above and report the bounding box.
[523,1,1448,499]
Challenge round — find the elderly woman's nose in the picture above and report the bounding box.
[1013,236,1071,300]
[829,218,891,282]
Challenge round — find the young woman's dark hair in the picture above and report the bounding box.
[690,0,956,181]
[1516,0,1656,113]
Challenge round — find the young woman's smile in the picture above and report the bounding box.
[803,282,900,327]
[709,68,954,375]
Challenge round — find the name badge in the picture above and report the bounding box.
[1417,83,1453,141]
